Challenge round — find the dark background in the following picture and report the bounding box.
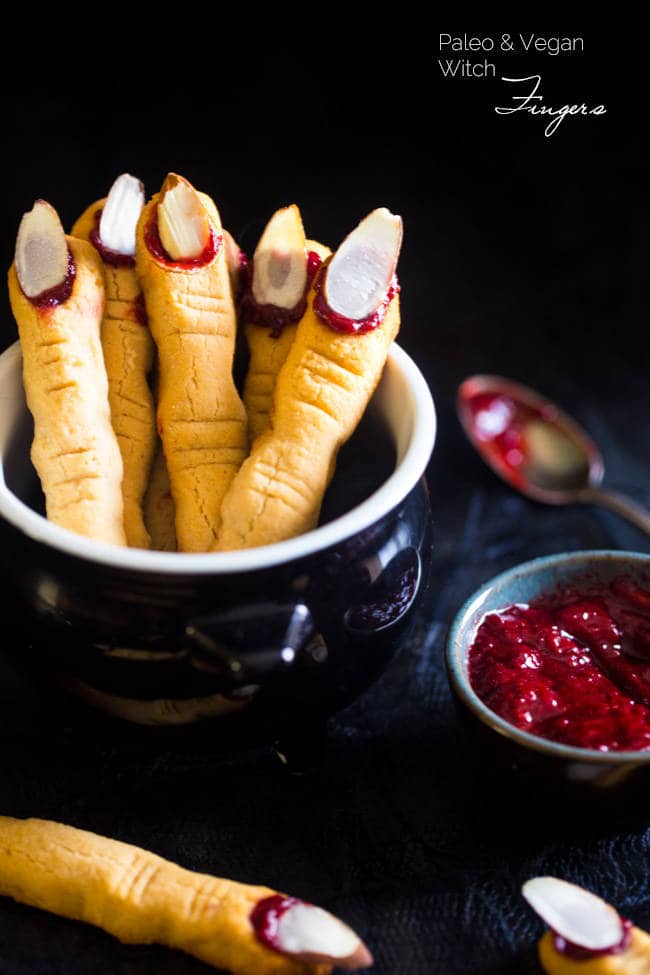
[1,29,649,974]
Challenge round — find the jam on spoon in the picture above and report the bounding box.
[457,374,650,535]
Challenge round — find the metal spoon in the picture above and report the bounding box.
[457,374,650,535]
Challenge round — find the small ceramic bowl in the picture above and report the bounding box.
[446,550,650,791]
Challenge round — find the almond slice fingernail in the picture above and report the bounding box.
[99,173,145,256]
[251,204,307,309]
[324,207,402,321]
[158,173,211,260]
[15,200,69,298]
[277,902,373,969]
[252,896,372,970]
[522,877,624,952]
[277,902,372,971]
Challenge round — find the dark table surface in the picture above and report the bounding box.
[0,36,649,974]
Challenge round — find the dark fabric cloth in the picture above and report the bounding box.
[0,36,648,975]
[1,493,650,975]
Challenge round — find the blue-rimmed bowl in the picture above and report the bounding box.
[446,550,650,791]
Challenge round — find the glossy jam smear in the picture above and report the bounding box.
[553,918,632,960]
[469,576,650,751]
[242,249,322,336]
[313,269,399,335]
[250,895,301,954]
[461,390,560,489]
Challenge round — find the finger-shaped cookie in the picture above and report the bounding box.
[523,877,650,974]
[0,816,372,975]
[72,174,155,549]
[143,441,177,551]
[216,208,402,551]
[242,205,330,443]
[8,201,125,545]
[135,174,248,552]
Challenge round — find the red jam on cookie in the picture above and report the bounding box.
[553,919,633,960]
[313,206,402,335]
[250,895,299,953]
[144,204,221,270]
[523,877,640,971]
[250,894,371,968]
[313,269,399,335]
[30,251,76,309]
[90,208,135,268]
[243,249,323,336]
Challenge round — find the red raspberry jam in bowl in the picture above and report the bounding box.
[446,552,650,776]
[469,576,650,752]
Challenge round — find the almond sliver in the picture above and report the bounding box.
[15,200,69,298]
[522,876,623,951]
[251,204,307,309]
[276,902,373,970]
[99,173,144,256]
[325,207,402,321]
[158,173,211,260]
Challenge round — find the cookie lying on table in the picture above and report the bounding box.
[216,207,402,551]
[8,200,126,545]
[0,816,372,975]
[523,876,650,974]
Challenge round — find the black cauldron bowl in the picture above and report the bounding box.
[0,340,435,753]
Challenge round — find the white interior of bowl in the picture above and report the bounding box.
[0,340,435,574]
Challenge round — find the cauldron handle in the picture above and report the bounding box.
[183,600,319,683]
